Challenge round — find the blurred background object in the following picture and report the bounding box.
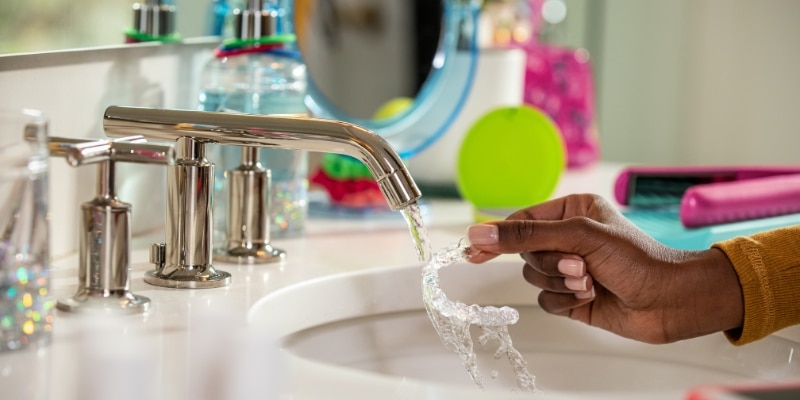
[2,0,800,171]
[478,0,599,168]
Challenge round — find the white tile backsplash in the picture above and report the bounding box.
[0,39,217,258]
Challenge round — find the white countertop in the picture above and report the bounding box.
[5,163,799,399]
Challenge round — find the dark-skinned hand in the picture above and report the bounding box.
[466,194,743,344]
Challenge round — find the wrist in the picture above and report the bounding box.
[670,248,744,341]
[687,248,744,336]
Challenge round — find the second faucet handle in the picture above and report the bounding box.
[214,146,285,264]
[45,136,174,314]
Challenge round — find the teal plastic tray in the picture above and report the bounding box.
[623,208,800,250]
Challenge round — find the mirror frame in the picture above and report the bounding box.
[298,0,480,159]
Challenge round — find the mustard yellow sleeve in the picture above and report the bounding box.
[712,225,800,345]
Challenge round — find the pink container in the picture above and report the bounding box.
[515,0,600,168]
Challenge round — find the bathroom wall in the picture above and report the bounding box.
[561,0,800,166]
[0,40,217,258]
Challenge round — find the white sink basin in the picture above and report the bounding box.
[249,259,800,399]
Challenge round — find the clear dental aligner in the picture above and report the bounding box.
[402,204,536,392]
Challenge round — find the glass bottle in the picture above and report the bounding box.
[198,1,308,244]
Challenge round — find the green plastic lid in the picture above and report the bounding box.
[456,105,565,212]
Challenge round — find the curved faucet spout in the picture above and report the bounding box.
[103,106,422,210]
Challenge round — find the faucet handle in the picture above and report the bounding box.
[64,136,175,167]
[43,136,174,314]
[214,147,285,265]
[45,135,174,167]
[34,133,140,155]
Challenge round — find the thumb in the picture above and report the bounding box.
[467,219,594,255]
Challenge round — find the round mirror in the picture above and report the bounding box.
[294,0,480,158]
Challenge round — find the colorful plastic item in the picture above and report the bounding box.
[624,208,800,251]
[123,28,181,44]
[308,95,414,210]
[613,165,800,228]
[681,173,800,228]
[613,165,800,206]
[518,43,599,168]
[456,105,565,219]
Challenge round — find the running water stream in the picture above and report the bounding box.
[401,203,537,392]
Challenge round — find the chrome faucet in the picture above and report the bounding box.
[102,106,422,289]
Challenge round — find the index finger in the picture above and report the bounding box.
[467,217,606,256]
[506,193,610,222]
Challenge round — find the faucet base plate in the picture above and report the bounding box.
[213,243,286,265]
[56,290,151,314]
[144,267,231,289]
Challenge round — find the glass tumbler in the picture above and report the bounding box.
[0,109,52,399]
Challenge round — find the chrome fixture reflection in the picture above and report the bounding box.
[132,0,177,38]
[233,0,278,40]
[39,135,174,313]
[103,106,421,288]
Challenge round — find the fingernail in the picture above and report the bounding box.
[564,276,589,291]
[558,258,585,277]
[575,286,595,300]
[467,224,498,245]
